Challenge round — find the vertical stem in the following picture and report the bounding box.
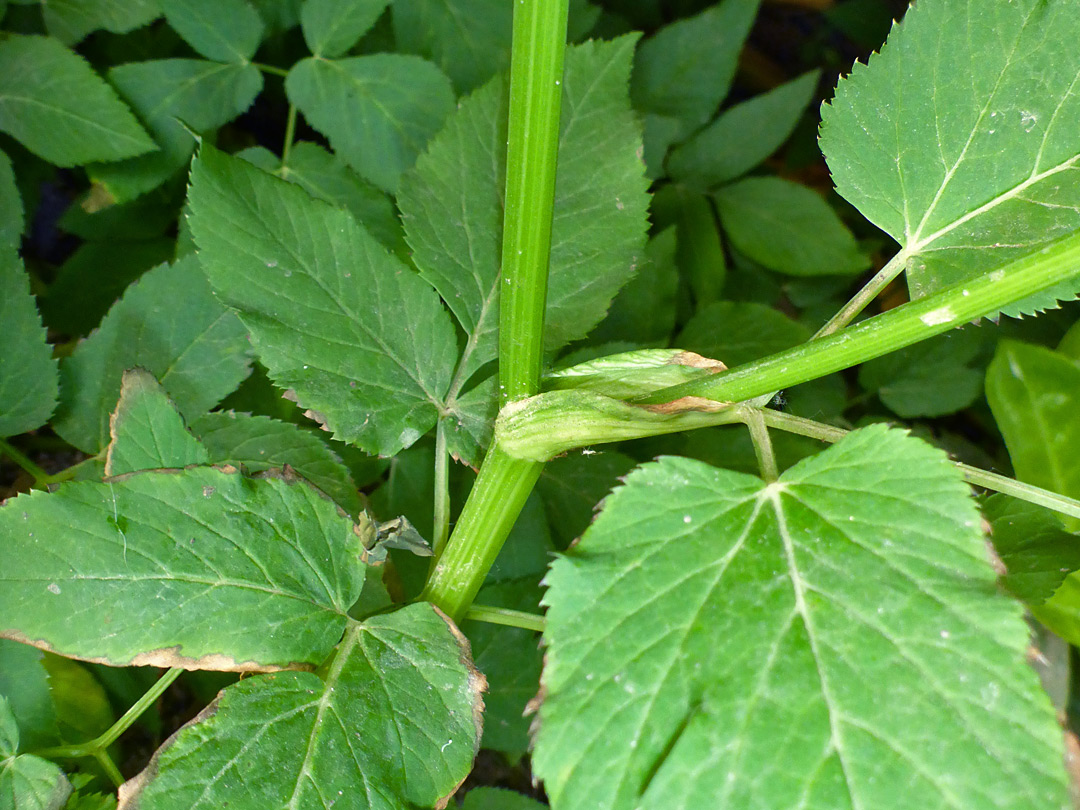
[423,0,570,620]
[281,103,298,166]
[745,411,778,482]
[431,419,451,559]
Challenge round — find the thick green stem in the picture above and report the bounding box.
[422,0,569,620]
[745,410,778,482]
[635,230,1080,406]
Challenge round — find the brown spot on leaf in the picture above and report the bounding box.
[669,351,726,372]
[644,396,729,414]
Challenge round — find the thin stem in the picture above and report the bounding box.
[432,419,451,559]
[33,668,183,761]
[498,0,570,403]
[253,62,290,77]
[465,604,546,633]
[281,104,299,166]
[0,438,48,486]
[759,409,1080,522]
[94,749,124,788]
[635,230,1080,406]
[745,411,778,482]
[816,250,909,337]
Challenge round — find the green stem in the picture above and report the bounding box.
[745,410,778,482]
[432,419,451,559]
[759,410,1080,522]
[281,104,299,166]
[816,250,909,337]
[0,438,48,486]
[94,749,124,788]
[465,604,546,632]
[32,668,183,763]
[253,62,290,77]
[423,0,569,621]
[635,230,1080,406]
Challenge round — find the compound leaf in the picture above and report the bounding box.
[820,0,1080,314]
[0,35,154,167]
[42,0,160,46]
[159,0,264,63]
[0,466,367,670]
[285,54,454,194]
[0,249,58,438]
[188,144,458,457]
[0,697,71,810]
[535,425,1067,810]
[301,0,389,58]
[105,369,210,476]
[52,256,252,455]
[116,604,483,810]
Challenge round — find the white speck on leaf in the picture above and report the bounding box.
[47,583,60,595]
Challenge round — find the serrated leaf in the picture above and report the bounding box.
[159,0,264,62]
[236,141,404,254]
[0,35,154,167]
[190,411,361,515]
[462,788,547,810]
[42,0,160,46]
[0,466,366,670]
[0,249,58,438]
[715,176,869,276]
[105,369,210,476]
[399,36,649,378]
[0,698,71,810]
[0,149,23,250]
[286,54,454,194]
[630,0,759,129]
[391,0,511,93]
[117,604,483,810]
[536,450,637,549]
[819,0,1080,313]
[51,255,252,455]
[984,494,1080,606]
[444,376,498,468]
[301,0,388,58]
[859,326,989,418]
[188,145,457,457]
[667,70,819,187]
[590,226,677,344]
[91,59,263,201]
[535,425,1068,810]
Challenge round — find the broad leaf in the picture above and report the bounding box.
[0,641,58,752]
[91,59,263,201]
[52,256,251,454]
[590,226,678,345]
[42,0,161,46]
[0,35,154,166]
[105,369,210,476]
[188,145,458,457]
[300,0,388,58]
[462,789,546,810]
[0,149,22,250]
[714,177,869,277]
[0,249,58,438]
[677,299,807,367]
[190,411,361,516]
[399,36,649,378]
[535,425,1068,810]
[443,376,498,468]
[667,71,819,187]
[0,466,366,670]
[117,605,484,810]
[0,697,71,810]
[159,0,264,63]
[391,0,511,93]
[536,451,637,549]
[820,0,1080,312]
[285,54,454,194]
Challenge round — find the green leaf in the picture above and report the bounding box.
[42,0,160,46]
[391,0,511,93]
[0,249,58,438]
[858,327,988,418]
[714,177,869,277]
[984,494,1080,606]
[536,450,637,549]
[462,788,547,810]
[630,0,759,129]
[104,369,210,476]
[285,54,454,194]
[190,411,361,516]
[0,697,71,810]
[819,0,1080,312]
[590,226,677,344]
[188,145,457,457]
[40,655,113,746]
[0,35,154,167]
[159,0,264,62]
[399,36,649,377]
[677,299,808,368]
[118,604,483,809]
[91,59,263,201]
[667,70,820,187]
[444,376,498,469]
[0,641,59,752]
[535,425,1068,810]
[0,149,23,250]
[51,255,252,455]
[236,142,404,255]
[301,0,388,58]
[0,466,366,670]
